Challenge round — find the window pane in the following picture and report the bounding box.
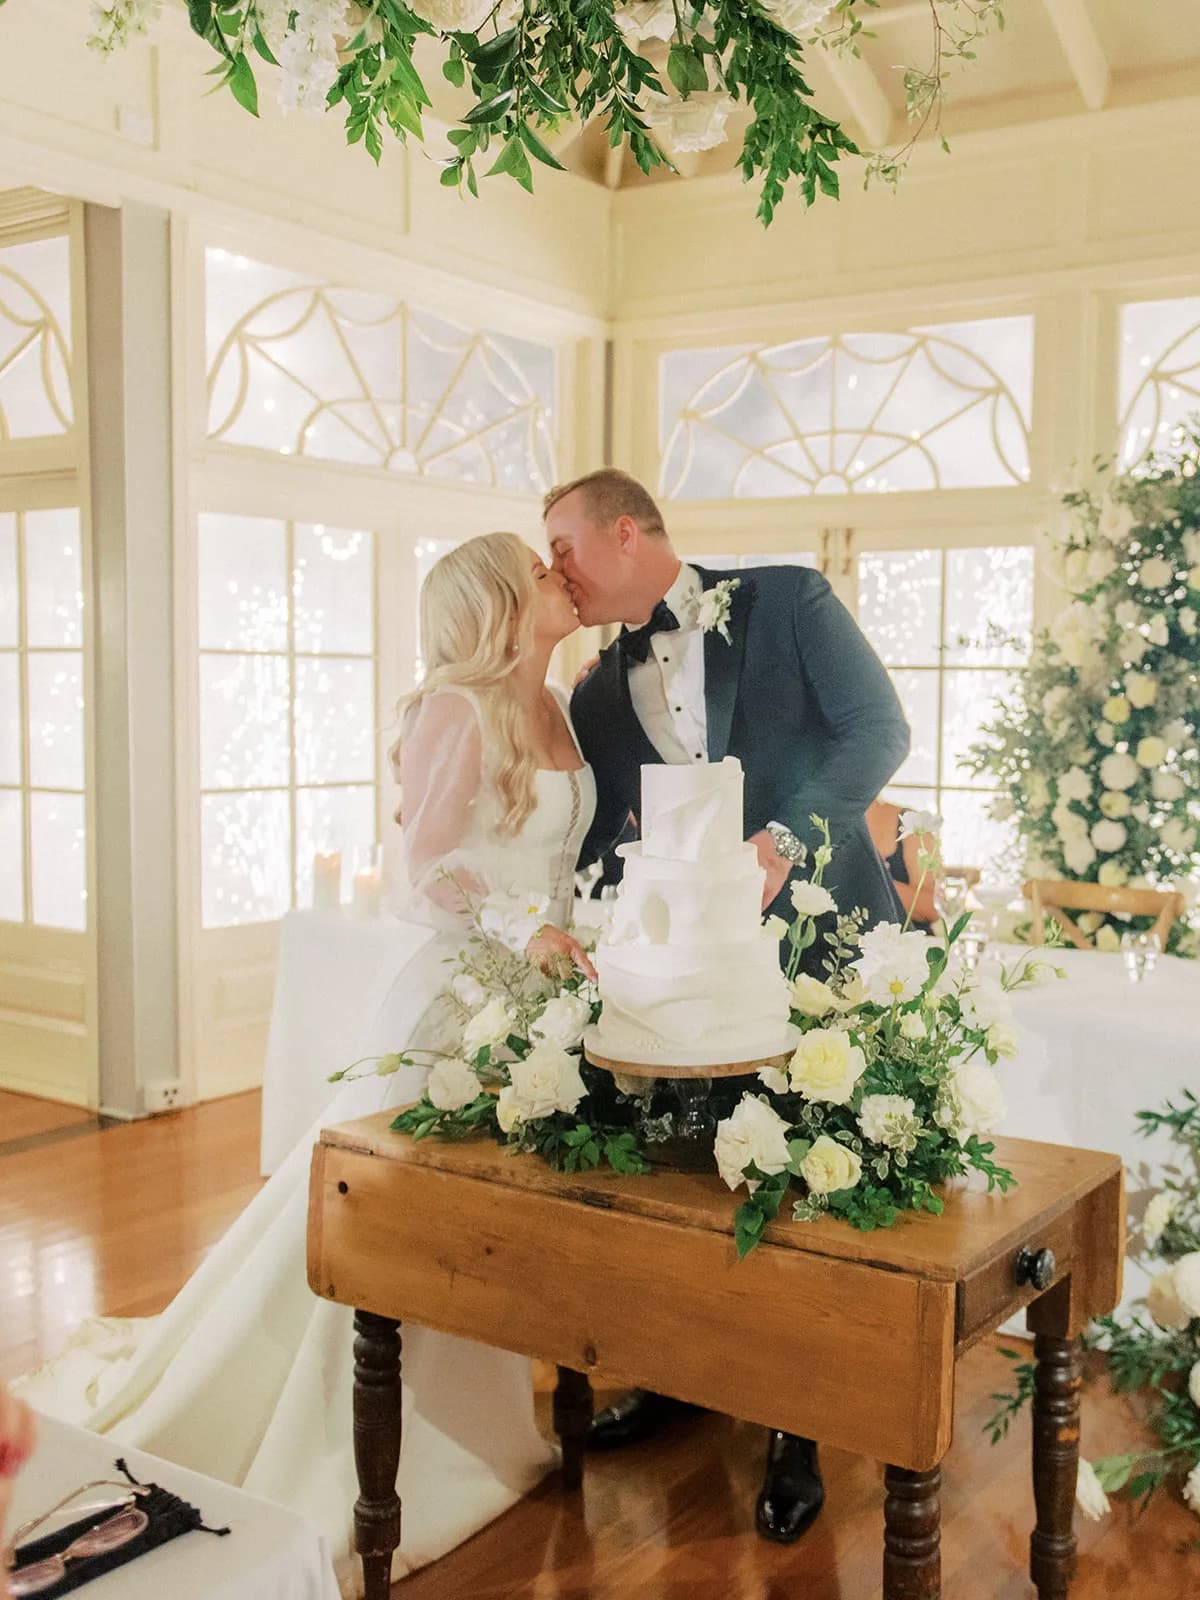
[857,550,941,666]
[0,235,73,438]
[944,547,1034,666]
[889,670,939,786]
[942,669,1010,787]
[30,791,86,930]
[0,654,19,785]
[293,524,373,654]
[27,652,83,790]
[0,789,21,921]
[295,784,377,906]
[294,658,375,785]
[0,514,16,647]
[939,790,1019,880]
[25,508,83,648]
[1119,296,1200,470]
[198,513,288,651]
[660,317,1033,499]
[200,654,289,789]
[201,790,291,928]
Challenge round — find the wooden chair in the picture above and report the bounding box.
[941,865,981,889]
[1022,878,1185,950]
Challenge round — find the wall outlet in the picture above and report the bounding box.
[144,1081,184,1114]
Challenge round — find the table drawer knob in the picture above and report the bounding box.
[1014,1246,1056,1291]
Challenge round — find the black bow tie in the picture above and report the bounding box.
[619,599,680,665]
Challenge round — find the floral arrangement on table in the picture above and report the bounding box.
[968,427,1200,957]
[987,1092,1200,1532]
[63,0,1006,224]
[335,813,1060,1258]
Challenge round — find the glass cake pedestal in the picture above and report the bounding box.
[582,1026,800,1173]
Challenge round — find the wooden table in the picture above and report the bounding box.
[307,1118,1123,1600]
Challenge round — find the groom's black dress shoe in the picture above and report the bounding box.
[755,1432,825,1543]
[588,1388,702,1450]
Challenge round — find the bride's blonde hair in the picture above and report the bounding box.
[392,532,539,835]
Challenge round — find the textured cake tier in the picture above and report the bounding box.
[593,937,792,1058]
[605,843,765,949]
[641,757,744,862]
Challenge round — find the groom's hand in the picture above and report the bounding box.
[749,829,792,911]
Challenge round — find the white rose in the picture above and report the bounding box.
[495,1085,522,1132]
[642,90,735,154]
[408,0,498,30]
[714,1094,792,1193]
[461,996,516,1057]
[1090,819,1127,854]
[1125,672,1158,709]
[789,973,840,1018]
[1102,695,1131,725]
[1114,599,1141,627]
[789,880,838,919]
[508,1042,586,1121]
[1181,607,1199,636]
[1161,817,1198,854]
[1189,564,1200,591]
[480,889,551,954]
[1075,1459,1111,1523]
[1143,1190,1177,1248]
[1057,766,1092,803]
[1146,613,1170,648]
[899,1010,927,1040]
[1185,1463,1200,1518]
[1131,801,1151,823]
[1099,752,1139,791]
[1095,721,1117,748]
[1095,924,1121,952]
[1062,837,1097,874]
[1151,769,1186,802]
[1186,529,1200,564]
[1099,790,1132,819]
[851,923,932,1005]
[799,1133,863,1195]
[1163,718,1191,748]
[1052,803,1088,843]
[530,993,592,1051]
[1077,911,1105,935]
[944,1060,1006,1143]
[1147,1266,1192,1330]
[760,0,839,37]
[1176,1253,1200,1317]
[1063,547,1091,590]
[788,1027,867,1105]
[426,1057,480,1112]
[1137,556,1174,589]
[1024,772,1052,814]
[758,1061,791,1094]
[1099,501,1136,544]
[899,806,944,839]
[859,1093,917,1147]
[1086,546,1118,584]
[611,0,677,42]
[1122,632,1151,665]
[1136,735,1166,768]
[1097,861,1128,888]
[450,972,488,1010]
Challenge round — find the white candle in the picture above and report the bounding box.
[312,851,342,912]
[351,866,382,919]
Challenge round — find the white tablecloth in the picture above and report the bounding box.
[259,910,435,1175]
[1002,946,1200,1308]
[9,1416,340,1600]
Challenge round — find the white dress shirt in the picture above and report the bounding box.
[626,564,709,766]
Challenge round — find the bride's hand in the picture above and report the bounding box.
[572,655,600,688]
[525,924,598,983]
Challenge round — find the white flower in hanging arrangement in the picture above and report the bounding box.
[277,0,350,115]
[760,0,839,40]
[87,0,161,56]
[641,91,736,155]
[611,0,679,43]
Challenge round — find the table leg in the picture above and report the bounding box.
[883,1465,941,1599]
[553,1365,593,1493]
[1030,1333,1080,1600]
[353,1310,402,1600]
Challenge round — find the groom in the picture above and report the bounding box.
[548,468,909,1544]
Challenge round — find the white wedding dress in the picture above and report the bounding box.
[18,685,597,1596]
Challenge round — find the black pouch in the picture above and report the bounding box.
[9,1458,229,1598]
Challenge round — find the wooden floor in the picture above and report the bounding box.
[1,1087,1195,1597]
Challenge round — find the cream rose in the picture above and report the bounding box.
[1175,1252,1200,1317]
[426,1057,480,1112]
[1090,819,1127,854]
[1189,564,1200,591]
[1125,672,1158,709]
[1136,735,1166,768]
[1185,1463,1200,1518]
[1099,751,1139,791]
[461,996,516,1057]
[1142,1190,1177,1248]
[788,1027,867,1105]
[1162,818,1198,854]
[1057,766,1092,803]
[1182,607,1199,636]
[611,0,677,42]
[1095,924,1121,952]
[1136,556,1174,589]
[789,972,840,1018]
[1095,722,1117,748]
[1099,790,1131,819]
[799,1134,863,1196]
[943,1060,1006,1142]
[530,993,592,1051]
[507,1042,586,1121]
[1062,837,1097,874]
[714,1094,792,1193]
[1151,769,1185,802]
[1097,861,1128,888]
[1147,1265,1192,1330]
[1101,695,1130,725]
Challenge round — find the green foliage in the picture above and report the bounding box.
[983,1347,1037,1445]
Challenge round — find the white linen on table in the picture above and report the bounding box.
[9,1415,340,1600]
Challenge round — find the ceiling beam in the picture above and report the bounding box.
[823,48,893,149]
[1041,0,1110,111]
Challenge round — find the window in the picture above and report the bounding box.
[0,508,87,929]
[659,316,1033,500]
[0,233,72,440]
[198,514,377,927]
[205,249,557,491]
[856,544,1034,872]
[1118,295,1200,470]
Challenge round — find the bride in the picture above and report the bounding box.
[18,532,597,1594]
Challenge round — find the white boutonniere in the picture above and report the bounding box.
[695,577,740,643]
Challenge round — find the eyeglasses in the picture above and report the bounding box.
[6,1480,150,1596]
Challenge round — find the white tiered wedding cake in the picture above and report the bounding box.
[585,757,796,1068]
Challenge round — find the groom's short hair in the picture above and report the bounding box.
[543,469,668,538]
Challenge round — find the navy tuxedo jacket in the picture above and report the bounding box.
[570,563,909,930]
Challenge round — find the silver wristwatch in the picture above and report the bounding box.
[765,820,807,867]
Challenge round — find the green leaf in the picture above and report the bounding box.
[667,43,708,97]
[187,0,213,36]
[487,136,533,192]
[463,88,516,126]
[443,56,466,88]
[252,27,278,67]
[468,27,519,70]
[227,53,259,118]
[517,121,566,172]
[388,93,423,140]
[390,49,431,107]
